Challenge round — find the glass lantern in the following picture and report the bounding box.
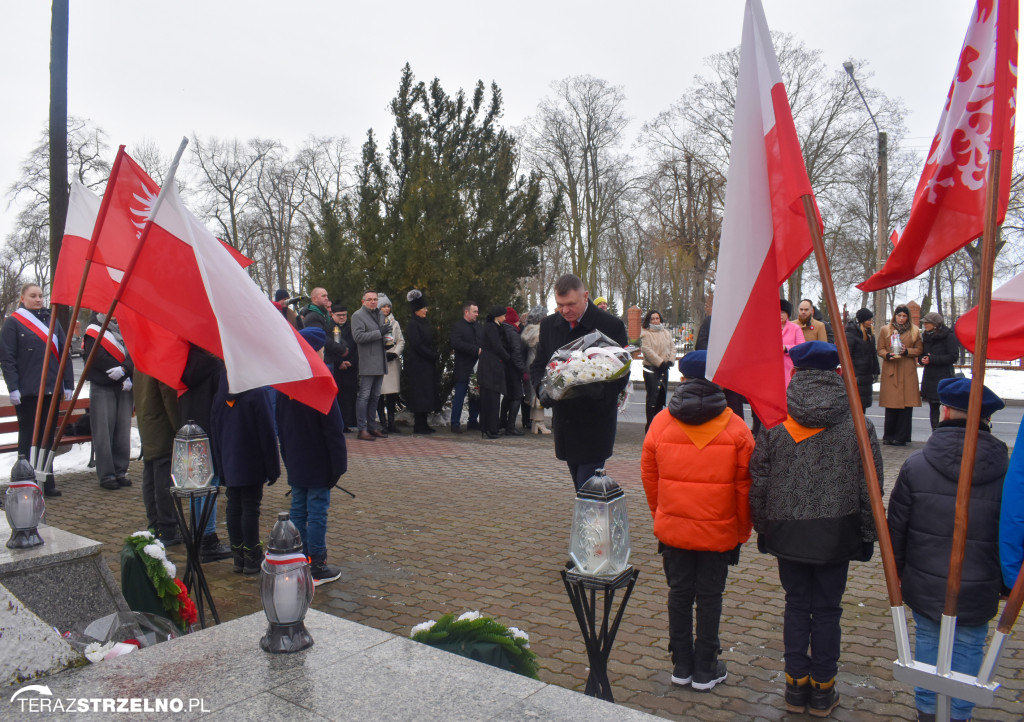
[171,421,213,489]
[6,456,45,549]
[890,331,905,358]
[568,469,631,577]
[260,512,314,653]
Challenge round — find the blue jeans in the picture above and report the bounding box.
[356,375,383,431]
[450,381,480,428]
[197,475,220,536]
[289,486,331,563]
[912,611,988,719]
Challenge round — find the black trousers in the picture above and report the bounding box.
[643,367,669,431]
[778,558,849,681]
[480,388,501,434]
[226,485,264,549]
[567,461,604,493]
[883,406,914,443]
[662,546,730,670]
[15,394,58,459]
[142,456,177,537]
[928,401,941,430]
[499,375,524,431]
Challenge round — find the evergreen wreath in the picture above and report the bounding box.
[411,611,539,679]
[124,532,198,631]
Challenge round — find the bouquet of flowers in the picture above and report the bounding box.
[539,330,634,402]
[124,531,198,632]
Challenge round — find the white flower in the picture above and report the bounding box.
[131,531,154,540]
[162,559,176,578]
[84,641,115,663]
[411,620,436,635]
[508,626,530,643]
[142,543,167,561]
[457,610,481,622]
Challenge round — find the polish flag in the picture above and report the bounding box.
[116,169,337,413]
[706,0,822,428]
[52,180,191,390]
[955,270,1024,360]
[859,0,1017,291]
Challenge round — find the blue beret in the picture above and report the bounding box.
[299,326,327,352]
[789,341,839,370]
[678,350,707,379]
[937,377,1004,417]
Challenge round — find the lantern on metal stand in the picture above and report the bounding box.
[171,421,214,489]
[561,469,638,702]
[5,456,45,549]
[260,512,314,653]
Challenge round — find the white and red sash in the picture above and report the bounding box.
[13,308,59,360]
[85,324,127,364]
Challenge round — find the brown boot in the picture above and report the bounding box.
[358,430,375,441]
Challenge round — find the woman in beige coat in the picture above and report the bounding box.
[641,309,676,432]
[876,304,922,446]
[376,295,405,433]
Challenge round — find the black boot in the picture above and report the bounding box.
[42,473,61,497]
[243,543,263,574]
[385,400,401,433]
[231,545,244,574]
[808,677,840,717]
[785,673,810,713]
[691,648,727,691]
[200,533,233,563]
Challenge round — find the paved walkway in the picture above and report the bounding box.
[39,421,1024,721]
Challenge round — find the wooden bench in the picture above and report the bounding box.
[0,397,93,461]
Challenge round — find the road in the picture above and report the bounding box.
[623,383,1022,447]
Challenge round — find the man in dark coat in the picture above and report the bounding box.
[845,308,880,410]
[529,274,629,491]
[887,378,1008,722]
[330,303,358,431]
[750,341,883,716]
[277,327,349,586]
[919,311,960,430]
[82,312,134,491]
[299,287,331,331]
[450,303,481,432]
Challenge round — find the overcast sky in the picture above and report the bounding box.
[0,0,1005,244]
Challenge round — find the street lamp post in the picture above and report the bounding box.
[844,61,888,325]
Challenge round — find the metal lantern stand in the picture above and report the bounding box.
[169,485,221,628]
[561,563,639,702]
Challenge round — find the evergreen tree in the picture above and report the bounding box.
[305,65,557,403]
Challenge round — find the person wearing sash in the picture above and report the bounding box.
[0,284,75,497]
[82,312,134,491]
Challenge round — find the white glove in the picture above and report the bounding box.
[63,388,73,402]
[122,378,133,392]
[106,366,126,381]
[9,389,21,405]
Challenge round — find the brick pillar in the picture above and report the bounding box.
[907,300,921,328]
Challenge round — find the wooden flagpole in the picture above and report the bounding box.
[40,138,189,474]
[800,194,912,663]
[28,309,60,467]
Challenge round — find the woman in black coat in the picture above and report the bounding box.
[0,283,74,497]
[845,309,880,410]
[919,311,960,430]
[478,306,510,439]
[404,290,439,434]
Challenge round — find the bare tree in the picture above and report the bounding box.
[522,75,633,292]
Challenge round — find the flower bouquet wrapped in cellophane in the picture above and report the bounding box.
[539,330,635,403]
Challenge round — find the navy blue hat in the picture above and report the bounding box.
[678,350,707,379]
[274,289,290,302]
[299,326,327,352]
[789,341,839,370]
[937,377,1004,417]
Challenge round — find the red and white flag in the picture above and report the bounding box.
[859,0,1017,291]
[53,179,191,390]
[956,270,1024,360]
[116,162,337,413]
[706,0,822,428]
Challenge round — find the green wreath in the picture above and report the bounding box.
[411,612,539,679]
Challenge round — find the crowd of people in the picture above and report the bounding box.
[1,276,1017,720]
